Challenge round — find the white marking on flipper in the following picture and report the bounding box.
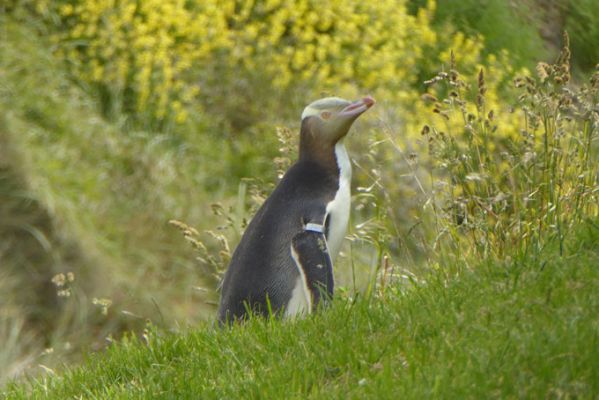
[286,244,312,318]
[305,223,324,233]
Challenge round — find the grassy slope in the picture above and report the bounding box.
[0,17,246,379]
[4,222,598,399]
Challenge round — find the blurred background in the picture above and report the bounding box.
[1,0,598,383]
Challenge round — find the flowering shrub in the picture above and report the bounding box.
[53,0,230,122]
[39,0,521,132]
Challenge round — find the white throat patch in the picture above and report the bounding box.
[324,141,352,260]
[301,97,351,120]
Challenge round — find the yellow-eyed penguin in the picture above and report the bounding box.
[218,96,375,323]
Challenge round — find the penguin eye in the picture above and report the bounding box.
[320,111,332,119]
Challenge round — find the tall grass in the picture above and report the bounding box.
[421,35,598,264]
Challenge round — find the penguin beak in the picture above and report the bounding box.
[339,96,376,118]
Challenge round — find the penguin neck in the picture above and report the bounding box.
[299,140,350,180]
[333,141,351,183]
[299,124,349,178]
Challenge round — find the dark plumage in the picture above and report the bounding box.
[218,96,375,324]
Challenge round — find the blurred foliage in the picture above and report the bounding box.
[20,0,520,135]
[407,0,547,69]
[0,18,224,382]
[1,0,598,387]
[44,0,436,125]
[564,0,599,71]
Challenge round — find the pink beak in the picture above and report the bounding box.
[340,96,376,117]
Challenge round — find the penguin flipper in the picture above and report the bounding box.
[291,229,334,308]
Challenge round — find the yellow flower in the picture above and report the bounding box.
[46,0,520,129]
[60,4,74,16]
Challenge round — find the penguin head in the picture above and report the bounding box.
[300,96,375,145]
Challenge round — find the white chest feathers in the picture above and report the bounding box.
[285,142,352,319]
[325,142,352,261]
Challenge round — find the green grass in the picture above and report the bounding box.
[4,221,598,399]
[0,16,267,380]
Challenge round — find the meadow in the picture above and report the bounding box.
[1,0,598,396]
